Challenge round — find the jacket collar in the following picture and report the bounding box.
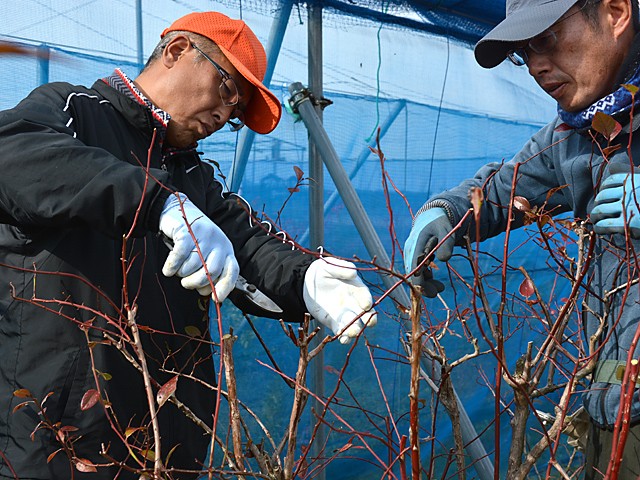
[92,78,156,136]
[94,69,199,156]
[94,69,172,141]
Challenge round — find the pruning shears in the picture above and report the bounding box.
[161,234,283,314]
[233,275,283,313]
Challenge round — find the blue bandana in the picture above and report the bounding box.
[558,64,640,129]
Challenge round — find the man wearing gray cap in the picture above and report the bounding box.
[404,0,640,477]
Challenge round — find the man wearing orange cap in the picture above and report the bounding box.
[0,11,376,479]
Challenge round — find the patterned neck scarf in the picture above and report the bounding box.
[558,33,640,129]
[102,68,197,165]
[102,68,171,137]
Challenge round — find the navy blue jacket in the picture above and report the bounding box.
[426,113,640,428]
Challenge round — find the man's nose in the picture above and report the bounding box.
[526,50,551,78]
[211,105,235,128]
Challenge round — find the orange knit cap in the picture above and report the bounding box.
[161,12,281,134]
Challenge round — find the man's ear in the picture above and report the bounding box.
[161,35,191,68]
[604,0,634,40]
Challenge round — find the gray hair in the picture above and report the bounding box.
[579,0,640,32]
[141,30,222,72]
[578,0,603,28]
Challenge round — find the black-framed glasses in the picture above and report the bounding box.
[506,0,600,66]
[191,43,245,131]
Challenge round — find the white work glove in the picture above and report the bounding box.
[159,193,239,301]
[303,258,377,344]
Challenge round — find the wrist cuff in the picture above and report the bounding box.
[415,200,456,226]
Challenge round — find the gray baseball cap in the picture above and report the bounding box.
[474,0,578,68]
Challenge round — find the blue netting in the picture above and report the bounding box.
[0,1,578,478]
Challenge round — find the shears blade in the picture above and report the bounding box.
[234,276,283,314]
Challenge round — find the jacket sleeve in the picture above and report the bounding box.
[425,119,575,244]
[203,176,314,323]
[0,84,170,238]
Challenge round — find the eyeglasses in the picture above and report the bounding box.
[191,43,245,131]
[506,0,599,66]
[507,30,557,66]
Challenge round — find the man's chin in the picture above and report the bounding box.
[558,95,596,114]
[165,134,198,150]
[168,141,198,149]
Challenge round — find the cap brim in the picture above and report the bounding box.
[218,45,281,134]
[474,0,576,68]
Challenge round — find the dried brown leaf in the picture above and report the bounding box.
[125,426,143,439]
[592,111,622,141]
[184,325,201,338]
[157,376,178,407]
[57,425,79,443]
[324,365,340,376]
[336,442,354,454]
[166,443,180,465]
[13,389,31,398]
[519,278,535,298]
[538,214,552,227]
[42,391,54,407]
[47,449,62,464]
[80,389,100,411]
[469,187,484,222]
[30,421,45,441]
[59,425,79,433]
[513,196,531,212]
[603,144,622,157]
[75,459,97,473]
[12,401,30,414]
[141,449,156,461]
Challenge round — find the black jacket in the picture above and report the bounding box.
[0,79,313,478]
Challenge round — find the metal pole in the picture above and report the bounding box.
[135,0,144,71]
[307,8,324,257]
[288,82,495,480]
[229,0,294,192]
[299,100,406,246]
[306,4,327,478]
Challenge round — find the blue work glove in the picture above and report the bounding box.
[403,207,454,297]
[159,193,239,301]
[591,169,640,239]
[303,258,377,344]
